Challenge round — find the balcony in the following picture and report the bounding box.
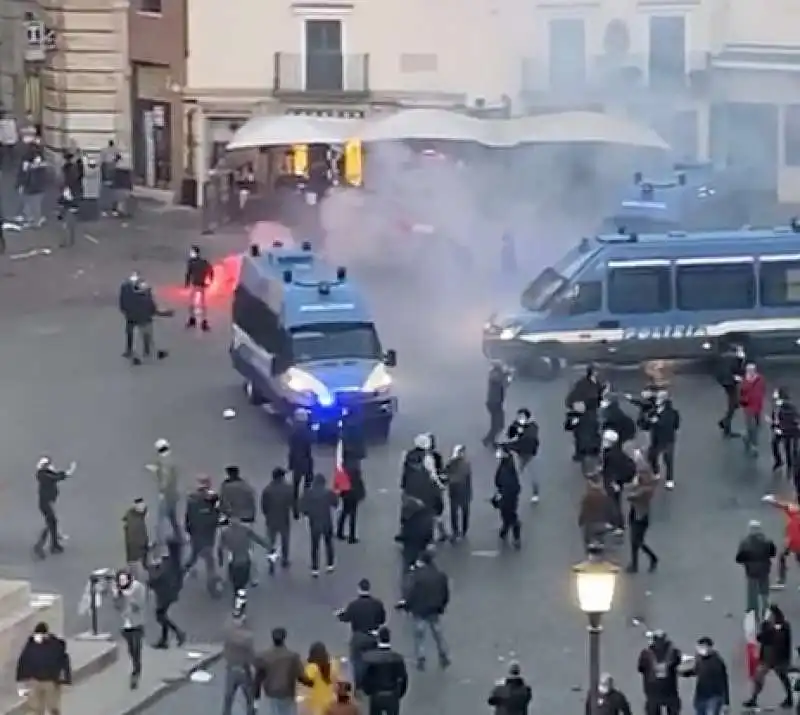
[520,51,711,107]
[272,52,370,102]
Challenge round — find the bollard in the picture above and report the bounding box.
[89,573,100,635]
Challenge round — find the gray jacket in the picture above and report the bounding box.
[220,520,269,565]
[219,478,256,522]
[300,483,338,533]
[260,480,294,531]
[223,616,255,668]
[113,580,147,629]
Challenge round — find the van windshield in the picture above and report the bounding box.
[290,323,382,363]
[521,268,566,311]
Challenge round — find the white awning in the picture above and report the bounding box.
[227,109,668,150]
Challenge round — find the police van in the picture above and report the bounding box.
[483,221,800,377]
[601,164,744,234]
[230,241,397,438]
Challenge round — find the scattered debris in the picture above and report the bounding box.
[83,234,99,244]
[703,595,713,602]
[222,408,236,419]
[10,248,52,261]
[189,670,213,683]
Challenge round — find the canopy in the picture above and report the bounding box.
[227,108,668,150]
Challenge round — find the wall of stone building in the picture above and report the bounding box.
[0,0,27,116]
[40,0,131,155]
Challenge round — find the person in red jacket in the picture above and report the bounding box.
[740,363,766,457]
[762,494,800,588]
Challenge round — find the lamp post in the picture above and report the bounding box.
[574,549,619,715]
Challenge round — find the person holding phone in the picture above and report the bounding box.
[33,457,76,559]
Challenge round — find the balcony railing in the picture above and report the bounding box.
[273,52,370,100]
[520,51,711,105]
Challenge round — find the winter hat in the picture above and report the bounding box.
[154,438,170,454]
[697,636,713,647]
[414,433,432,451]
[358,578,371,594]
[377,626,391,646]
[508,662,521,677]
[601,430,619,448]
[36,457,51,470]
[225,465,240,479]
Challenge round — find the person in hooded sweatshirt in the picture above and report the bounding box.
[398,493,434,570]
[219,466,256,524]
[565,401,602,471]
[585,673,631,715]
[261,467,294,571]
[717,343,746,437]
[123,498,149,576]
[602,395,637,446]
[493,445,521,549]
[184,245,214,331]
[735,519,777,621]
[183,476,221,593]
[488,662,533,715]
[219,516,270,596]
[288,409,315,519]
[301,473,338,577]
[680,636,729,715]
[401,434,435,502]
[506,408,541,504]
[444,445,472,541]
[743,604,793,710]
[770,387,800,476]
[147,550,186,649]
[601,430,635,535]
[637,629,682,715]
[645,390,680,490]
[33,457,75,559]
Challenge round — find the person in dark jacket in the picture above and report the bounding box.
[221,597,255,715]
[626,454,658,573]
[336,412,367,543]
[398,494,434,569]
[444,445,472,541]
[489,661,533,715]
[681,637,729,715]
[602,396,637,445]
[253,627,313,710]
[744,604,793,709]
[493,446,521,549]
[219,466,256,523]
[567,365,605,413]
[507,408,541,503]
[118,273,168,365]
[337,578,386,688]
[361,626,408,715]
[147,552,186,649]
[123,497,149,575]
[287,410,314,519]
[584,673,631,715]
[566,401,602,469]
[717,343,746,437]
[736,520,777,620]
[300,473,338,576]
[184,245,214,331]
[637,630,682,715]
[16,622,71,714]
[219,517,270,595]
[398,550,451,671]
[261,467,294,571]
[771,388,800,475]
[183,476,220,594]
[646,392,680,490]
[483,361,510,447]
[33,457,75,559]
[22,155,47,228]
[601,430,635,533]
[579,475,614,552]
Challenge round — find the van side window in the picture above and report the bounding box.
[760,260,800,307]
[676,261,755,311]
[607,265,671,314]
[555,280,602,315]
[233,286,281,352]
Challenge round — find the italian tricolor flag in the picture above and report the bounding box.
[744,610,760,679]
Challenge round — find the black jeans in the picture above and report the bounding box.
[122,626,144,675]
[155,603,182,644]
[752,662,793,702]
[648,442,675,483]
[34,502,60,552]
[645,699,680,715]
[499,505,521,542]
[484,405,504,444]
[266,524,291,566]
[336,496,359,540]
[228,560,251,593]
[605,486,624,529]
[778,547,800,583]
[772,435,798,472]
[310,530,335,570]
[291,468,312,518]
[449,497,470,537]
[125,321,153,357]
[368,695,401,715]
[720,385,739,432]
[629,511,657,569]
[222,665,255,715]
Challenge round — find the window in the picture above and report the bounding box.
[551,281,602,315]
[232,287,283,353]
[548,18,586,91]
[648,16,686,88]
[608,265,671,314]
[305,19,343,91]
[784,106,800,167]
[760,259,800,307]
[676,261,755,311]
[138,0,162,13]
[290,323,382,363]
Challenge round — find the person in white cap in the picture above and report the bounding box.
[33,457,76,559]
[601,429,634,536]
[147,439,181,543]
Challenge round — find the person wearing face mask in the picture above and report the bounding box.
[626,452,659,574]
[15,622,72,715]
[770,388,799,476]
[602,394,636,447]
[743,604,793,710]
[118,273,169,365]
[601,430,635,535]
[506,408,541,504]
[646,391,680,490]
[184,245,214,331]
[112,569,147,689]
[147,550,186,649]
[397,494,434,570]
[33,457,75,560]
[717,344,746,437]
[740,363,766,458]
[637,630,682,715]
[492,445,522,549]
[147,439,182,545]
[122,498,150,578]
[680,637,729,715]
[566,366,604,463]
[184,476,221,593]
[585,673,631,715]
[488,662,533,715]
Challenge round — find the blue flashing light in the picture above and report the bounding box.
[318,392,334,408]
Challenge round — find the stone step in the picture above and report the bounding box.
[0,583,31,622]
[30,593,64,637]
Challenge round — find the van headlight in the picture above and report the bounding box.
[283,367,333,406]
[362,364,392,393]
[500,326,521,341]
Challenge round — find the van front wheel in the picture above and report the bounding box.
[244,380,264,405]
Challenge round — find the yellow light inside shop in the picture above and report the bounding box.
[344,138,362,186]
[291,144,308,176]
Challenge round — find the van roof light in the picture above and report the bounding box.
[282,269,292,283]
[273,240,283,248]
[336,266,346,281]
[301,241,312,251]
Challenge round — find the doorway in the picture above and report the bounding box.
[304,19,343,91]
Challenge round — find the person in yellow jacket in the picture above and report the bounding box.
[303,641,339,715]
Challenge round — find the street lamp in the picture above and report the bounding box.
[574,549,619,715]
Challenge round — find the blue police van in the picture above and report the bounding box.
[230,241,398,438]
[483,221,800,377]
[601,164,745,234]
